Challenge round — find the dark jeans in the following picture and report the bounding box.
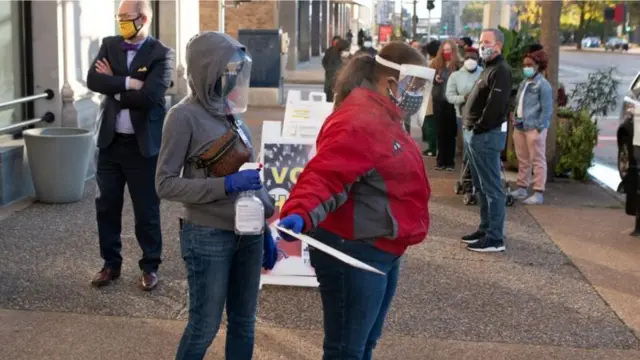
[95,135,162,273]
[435,101,457,167]
[422,115,437,153]
[176,222,263,360]
[463,128,507,240]
[310,228,400,360]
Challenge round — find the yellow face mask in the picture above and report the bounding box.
[118,18,142,40]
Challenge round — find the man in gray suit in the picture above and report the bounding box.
[86,0,175,291]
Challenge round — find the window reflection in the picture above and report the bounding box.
[0,1,23,130]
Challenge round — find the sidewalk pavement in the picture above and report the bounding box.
[2,108,640,359]
[285,44,361,85]
[561,45,640,55]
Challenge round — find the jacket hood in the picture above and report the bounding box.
[185,31,247,116]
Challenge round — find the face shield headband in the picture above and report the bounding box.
[375,55,435,116]
[211,49,253,114]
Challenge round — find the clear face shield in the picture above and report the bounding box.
[214,49,253,114]
[375,55,435,117]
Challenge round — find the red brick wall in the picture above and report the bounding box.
[199,0,278,39]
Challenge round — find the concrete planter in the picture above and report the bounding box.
[23,127,93,203]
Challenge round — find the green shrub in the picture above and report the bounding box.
[555,109,599,180]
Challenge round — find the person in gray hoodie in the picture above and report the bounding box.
[155,32,275,360]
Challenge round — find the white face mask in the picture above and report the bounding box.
[364,41,372,48]
[464,59,478,71]
[341,51,350,58]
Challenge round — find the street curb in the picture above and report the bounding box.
[560,47,640,56]
[587,172,625,204]
[284,79,325,85]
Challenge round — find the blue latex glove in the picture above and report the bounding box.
[224,169,262,194]
[262,225,277,270]
[278,214,305,242]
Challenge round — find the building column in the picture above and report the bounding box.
[298,0,310,62]
[157,0,200,103]
[280,0,299,70]
[483,0,511,29]
[31,0,64,127]
[321,0,329,51]
[333,2,339,39]
[311,0,321,56]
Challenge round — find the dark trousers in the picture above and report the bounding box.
[95,134,162,273]
[324,83,335,102]
[422,114,437,154]
[435,101,457,167]
[310,228,400,360]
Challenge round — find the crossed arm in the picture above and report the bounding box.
[86,40,175,111]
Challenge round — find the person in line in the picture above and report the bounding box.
[510,49,553,205]
[457,36,474,56]
[322,36,348,102]
[446,47,482,132]
[411,39,422,51]
[357,28,366,48]
[461,28,513,252]
[87,0,175,291]
[421,39,441,156]
[277,42,431,360]
[155,32,276,360]
[354,36,378,57]
[430,39,461,170]
[346,29,354,46]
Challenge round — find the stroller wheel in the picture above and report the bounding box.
[463,193,476,205]
[455,181,463,194]
[506,194,515,207]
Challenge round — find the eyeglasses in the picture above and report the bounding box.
[115,13,140,21]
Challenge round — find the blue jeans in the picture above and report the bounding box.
[310,228,401,360]
[463,128,507,240]
[175,222,263,360]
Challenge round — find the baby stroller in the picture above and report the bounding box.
[454,158,515,207]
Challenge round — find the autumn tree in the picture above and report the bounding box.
[562,0,614,49]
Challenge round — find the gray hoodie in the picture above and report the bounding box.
[155,32,274,230]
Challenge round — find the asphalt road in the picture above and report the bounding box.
[559,49,640,188]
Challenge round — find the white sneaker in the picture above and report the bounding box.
[510,188,528,200]
[524,192,544,205]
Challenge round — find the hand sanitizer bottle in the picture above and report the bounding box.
[235,162,265,235]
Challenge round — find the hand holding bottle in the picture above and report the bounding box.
[224,168,262,194]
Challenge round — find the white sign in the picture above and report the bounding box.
[281,90,333,139]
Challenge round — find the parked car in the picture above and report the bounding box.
[616,71,640,219]
[581,36,600,48]
[605,37,629,52]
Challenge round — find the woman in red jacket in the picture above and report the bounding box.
[278,42,432,360]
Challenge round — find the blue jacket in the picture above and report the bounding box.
[514,73,553,131]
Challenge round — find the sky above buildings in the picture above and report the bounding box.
[395,0,443,19]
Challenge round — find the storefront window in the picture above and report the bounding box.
[0,1,25,131]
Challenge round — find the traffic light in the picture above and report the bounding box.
[427,0,435,11]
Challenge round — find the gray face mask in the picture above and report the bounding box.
[480,45,495,60]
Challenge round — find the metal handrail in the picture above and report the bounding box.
[0,112,55,135]
[0,89,54,112]
[0,89,56,134]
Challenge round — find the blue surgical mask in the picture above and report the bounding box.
[523,67,536,78]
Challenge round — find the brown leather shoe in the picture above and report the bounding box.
[91,268,121,287]
[140,272,158,291]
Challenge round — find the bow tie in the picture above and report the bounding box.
[121,42,140,52]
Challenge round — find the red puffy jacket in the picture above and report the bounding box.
[280,86,431,256]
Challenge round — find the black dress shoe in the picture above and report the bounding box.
[140,272,158,291]
[461,231,486,244]
[91,268,121,287]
